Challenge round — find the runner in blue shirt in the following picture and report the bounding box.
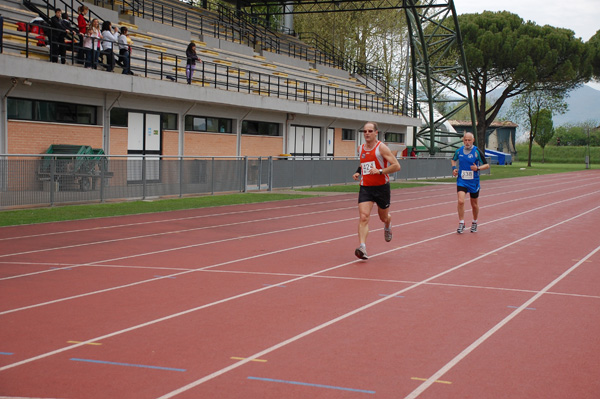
[451,133,489,233]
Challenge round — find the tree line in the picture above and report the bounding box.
[289,5,600,165]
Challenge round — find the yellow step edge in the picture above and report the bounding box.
[327,83,339,87]
[273,72,288,77]
[144,44,167,52]
[130,32,152,41]
[4,22,18,31]
[252,90,270,96]
[308,68,319,73]
[20,51,48,60]
[200,49,220,57]
[253,55,266,61]
[118,21,138,30]
[261,63,277,69]
[5,34,38,44]
[227,69,246,76]
[317,75,329,80]
[214,59,232,66]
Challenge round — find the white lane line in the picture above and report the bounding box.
[156,205,600,399]
[404,242,600,399]
[1,197,597,385]
[2,178,597,281]
[0,172,591,247]
[1,188,598,314]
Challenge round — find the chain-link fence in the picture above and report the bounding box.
[0,154,457,208]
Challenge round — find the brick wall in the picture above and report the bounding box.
[8,121,104,154]
[109,127,128,155]
[334,128,358,157]
[184,132,237,156]
[162,130,179,156]
[240,135,284,156]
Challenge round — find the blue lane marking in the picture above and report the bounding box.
[247,376,375,394]
[0,352,14,355]
[262,284,286,288]
[379,294,404,298]
[507,305,536,310]
[70,358,186,372]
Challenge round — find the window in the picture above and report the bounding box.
[385,132,405,143]
[161,113,177,130]
[185,116,233,133]
[110,108,128,127]
[8,98,98,125]
[242,120,280,136]
[342,128,355,141]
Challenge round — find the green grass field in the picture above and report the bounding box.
[515,144,599,164]
[0,161,596,227]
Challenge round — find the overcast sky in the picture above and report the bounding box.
[454,0,600,90]
[455,0,599,41]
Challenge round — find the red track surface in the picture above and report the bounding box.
[1,170,599,399]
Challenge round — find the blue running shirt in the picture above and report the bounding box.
[452,145,487,193]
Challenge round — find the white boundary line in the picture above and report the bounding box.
[0,172,588,245]
[0,189,600,316]
[1,176,596,265]
[404,242,600,399]
[155,205,600,399]
[1,200,598,376]
[1,187,598,314]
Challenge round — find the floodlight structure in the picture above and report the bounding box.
[224,0,477,155]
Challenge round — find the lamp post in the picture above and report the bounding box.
[586,128,590,169]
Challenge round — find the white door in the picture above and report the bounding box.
[127,112,162,182]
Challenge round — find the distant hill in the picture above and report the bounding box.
[498,83,600,142]
[554,84,600,126]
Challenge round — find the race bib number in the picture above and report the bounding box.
[362,161,376,175]
[461,170,474,180]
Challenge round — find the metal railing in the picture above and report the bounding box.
[0,154,454,208]
[20,0,394,98]
[1,17,408,115]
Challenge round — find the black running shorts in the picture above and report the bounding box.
[358,183,391,209]
[457,185,480,199]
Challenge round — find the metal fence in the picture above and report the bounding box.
[0,154,456,208]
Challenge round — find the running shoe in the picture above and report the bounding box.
[457,222,465,234]
[355,246,369,260]
[470,222,478,233]
[384,226,393,242]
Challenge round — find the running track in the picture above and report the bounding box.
[1,170,599,399]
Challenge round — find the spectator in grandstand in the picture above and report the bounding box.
[100,21,119,72]
[76,5,89,64]
[83,18,101,69]
[61,11,78,52]
[117,26,132,75]
[49,8,71,64]
[186,42,202,84]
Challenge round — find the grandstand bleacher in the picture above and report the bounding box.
[0,0,420,160]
